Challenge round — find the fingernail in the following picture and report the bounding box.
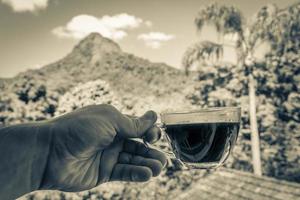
[150,127,161,144]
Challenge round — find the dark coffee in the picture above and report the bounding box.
[164,122,239,166]
[159,107,241,169]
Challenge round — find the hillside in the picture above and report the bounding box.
[0,33,195,125]
[1,33,192,97]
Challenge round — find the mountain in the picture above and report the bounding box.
[0,33,195,124]
[1,33,199,199]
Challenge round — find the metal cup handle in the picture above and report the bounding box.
[142,123,187,168]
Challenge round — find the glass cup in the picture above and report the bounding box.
[148,107,241,169]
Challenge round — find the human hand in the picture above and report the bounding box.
[41,104,166,192]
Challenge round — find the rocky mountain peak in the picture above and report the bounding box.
[71,33,122,59]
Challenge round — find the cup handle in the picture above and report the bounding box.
[142,123,180,160]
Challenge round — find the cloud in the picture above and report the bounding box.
[52,13,147,40]
[1,0,48,12]
[138,32,175,49]
[145,20,153,27]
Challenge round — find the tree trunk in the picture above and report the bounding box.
[249,74,262,176]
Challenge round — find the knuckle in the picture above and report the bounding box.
[97,104,118,113]
[92,104,121,117]
[81,104,97,112]
[132,155,143,165]
[119,152,133,163]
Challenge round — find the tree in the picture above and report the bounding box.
[182,3,274,175]
[184,2,300,176]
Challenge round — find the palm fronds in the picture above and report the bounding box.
[249,3,300,55]
[182,41,223,74]
[195,3,243,34]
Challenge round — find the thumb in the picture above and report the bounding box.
[118,111,157,138]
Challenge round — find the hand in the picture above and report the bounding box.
[41,104,166,192]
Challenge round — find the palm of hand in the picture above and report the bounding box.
[41,105,166,192]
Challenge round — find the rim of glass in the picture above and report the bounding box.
[161,107,241,115]
[161,107,241,125]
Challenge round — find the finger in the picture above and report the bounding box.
[118,152,163,176]
[110,164,152,182]
[117,111,157,138]
[123,139,167,167]
[97,140,123,184]
[143,125,161,144]
[125,115,161,143]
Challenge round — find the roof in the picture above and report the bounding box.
[176,168,300,200]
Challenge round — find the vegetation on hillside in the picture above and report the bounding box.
[182,3,300,182]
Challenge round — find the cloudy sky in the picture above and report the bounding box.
[0,0,297,77]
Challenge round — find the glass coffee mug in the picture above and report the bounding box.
[145,107,241,169]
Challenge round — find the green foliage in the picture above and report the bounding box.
[0,75,59,125]
[195,3,243,34]
[55,80,122,116]
[249,4,300,55]
[182,41,223,73]
[186,3,246,72]
[184,2,300,182]
[185,51,300,182]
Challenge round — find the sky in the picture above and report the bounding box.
[0,0,298,78]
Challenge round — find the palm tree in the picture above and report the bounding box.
[182,3,272,176]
